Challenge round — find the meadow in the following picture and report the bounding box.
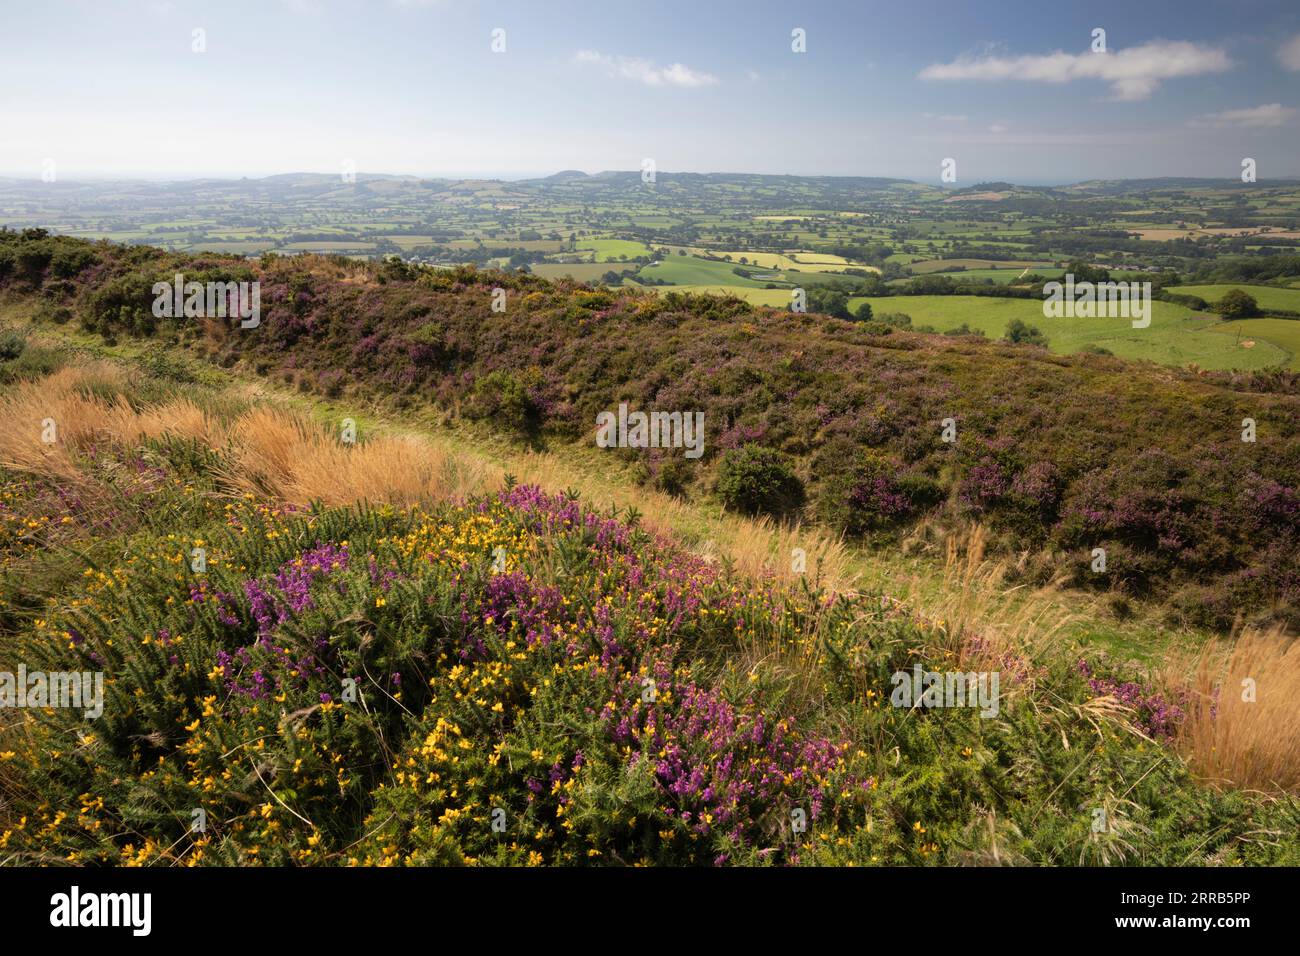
[847,295,1292,370]
[1176,284,1300,314]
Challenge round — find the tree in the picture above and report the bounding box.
[1215,289,1259,320]
[854,301,873,322]
[807,287,850,319]
[1004,318,1048,347]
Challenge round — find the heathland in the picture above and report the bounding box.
[0,175,1298,867]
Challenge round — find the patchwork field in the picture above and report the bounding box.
[575,238,652,260]
[530,262,637,282]
[908,258,1054,273]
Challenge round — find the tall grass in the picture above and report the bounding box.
[221,406,495,507]
[1177,627,1300,793]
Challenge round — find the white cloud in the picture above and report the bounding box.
[987,122,1010,134]
[1279,34,1300,71]
[919,39,1231,101]
[1188,103,1298,128]
[574,50,718,88]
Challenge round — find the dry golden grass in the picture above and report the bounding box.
[221,406,496,507]
[2,361,859,595]
[0,354,993,623]
[1175,627,1300,793]
[0,365,218,458]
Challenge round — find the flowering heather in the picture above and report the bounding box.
[0,476,1295,867]
[1077,659,1186,740]
[243,542,351,634]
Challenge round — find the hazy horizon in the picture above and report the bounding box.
[3,0,1299,183]
[4,168,1300,188]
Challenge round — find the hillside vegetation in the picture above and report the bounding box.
[0,358,1296,866]
[2,228,1298,636]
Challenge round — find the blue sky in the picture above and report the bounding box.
[1,0,1298,183]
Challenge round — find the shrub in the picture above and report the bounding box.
[1004,318,1049,347]
[0,330,26,361]
[819,451,941,536]
[80,271,160,338]
[715,444,805,519]
[469,369,543,436]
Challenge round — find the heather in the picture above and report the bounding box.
[1,347,1298,866]
[1,411,1298,863]
[3,229,1296,631]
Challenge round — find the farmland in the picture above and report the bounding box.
[1176,284,1300,313]
[846,294,1291,370]
[6,171,1299,373]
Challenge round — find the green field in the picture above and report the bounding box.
[649,284,795,306]
[1176,284,1300,313]
[1207,318,1300,368]
[895,267,1067,284]
[639,255,781,287]
[846,295,1290,370]
[531,262,635,282]
[908,258,1053,273]
[575,238,651,261]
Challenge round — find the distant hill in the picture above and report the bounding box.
[1065,177,1300,195]
[541,169,590,182]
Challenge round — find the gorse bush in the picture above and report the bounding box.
[715,444,805,520]
[4,479,1298,866]
[0,330,26,361]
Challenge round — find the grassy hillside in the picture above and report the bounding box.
[2,228,1298,635]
